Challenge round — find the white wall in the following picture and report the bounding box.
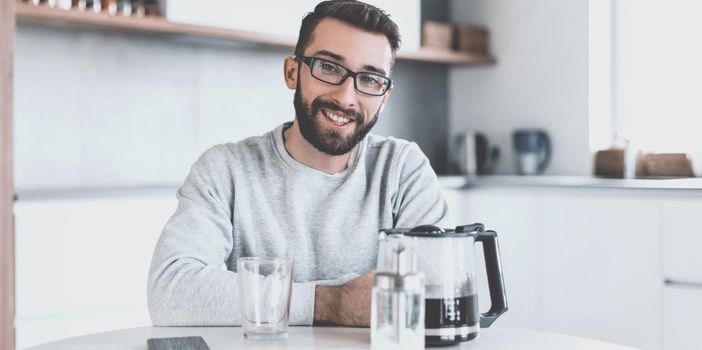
[15,24,451,191]
[448,0,591,175]
[14,26,293,189]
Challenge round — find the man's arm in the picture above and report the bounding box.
[147,146,318,326]
[313,272,374,327]
[392,142,450,228]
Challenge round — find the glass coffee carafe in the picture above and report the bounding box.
[378,223,507,346]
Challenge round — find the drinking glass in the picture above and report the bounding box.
[237,257,294,340]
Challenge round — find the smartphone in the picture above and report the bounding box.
[146,336,210,350]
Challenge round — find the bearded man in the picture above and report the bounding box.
[147,0,448,327]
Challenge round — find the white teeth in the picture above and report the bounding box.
[323,110,351,126]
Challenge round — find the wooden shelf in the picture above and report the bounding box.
[399,48,495,65]
[15,3,495,66]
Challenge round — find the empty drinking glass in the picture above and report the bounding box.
[237,257,294,341]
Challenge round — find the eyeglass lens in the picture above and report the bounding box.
[310,59,389,96]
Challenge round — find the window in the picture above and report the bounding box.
[589,0,702,153]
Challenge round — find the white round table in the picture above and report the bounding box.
[25,326,638,350]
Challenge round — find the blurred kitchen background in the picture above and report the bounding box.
[4,0,702,349]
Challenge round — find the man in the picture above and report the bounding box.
[148,0,448,327]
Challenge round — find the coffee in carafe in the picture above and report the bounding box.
[424,294,480,343]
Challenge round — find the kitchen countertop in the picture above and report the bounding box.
[15,175,702,201]
[439,175,702,191]
[25,326,638,350]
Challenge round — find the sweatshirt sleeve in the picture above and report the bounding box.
[392,142,450,228]
[147,146,318,326]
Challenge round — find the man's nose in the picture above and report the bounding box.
[330,76,357,108]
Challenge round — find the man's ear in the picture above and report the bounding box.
[283,56,298,90]
[378,84,394,113]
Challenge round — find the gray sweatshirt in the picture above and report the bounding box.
[147,122,448,326]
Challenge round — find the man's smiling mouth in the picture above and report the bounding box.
[322,109,353,126]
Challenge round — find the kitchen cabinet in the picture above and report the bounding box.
[536,190,661,350]
[662,197,702,283]
[453,188,539,329]
[663,285,702,350]
[443,186,672,350]
[13,194,178,349]
[661,196,702,349]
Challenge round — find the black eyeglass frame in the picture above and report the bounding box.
[294,55,393,96]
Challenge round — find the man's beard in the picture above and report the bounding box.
[293,82,379,156]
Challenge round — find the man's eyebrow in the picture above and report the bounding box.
[312,49,345,62]
[311,49,388,77]
[361,65,387,76]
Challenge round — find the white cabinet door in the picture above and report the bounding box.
[14,195,177,349]
[450,188,539,330]
[537,190,662,350]
[664,285,702,350]
[662,197,702,283]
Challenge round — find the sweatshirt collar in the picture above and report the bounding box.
[271,122,365,179]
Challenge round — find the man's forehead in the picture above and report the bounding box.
[305,18,394,74]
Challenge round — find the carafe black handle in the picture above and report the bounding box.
[476,230,508,328]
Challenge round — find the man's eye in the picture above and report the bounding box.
[320,62,340,74]
[360,75,382,87]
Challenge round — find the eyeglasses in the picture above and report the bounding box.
[295,55,392,96]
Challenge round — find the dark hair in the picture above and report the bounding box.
[294,0,401,59]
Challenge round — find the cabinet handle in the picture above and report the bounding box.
[664,279,702,288]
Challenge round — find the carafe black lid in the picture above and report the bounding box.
[384,223,485,238]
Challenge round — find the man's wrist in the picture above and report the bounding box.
[313,285,339,324]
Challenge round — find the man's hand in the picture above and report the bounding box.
[314,272,374,327]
